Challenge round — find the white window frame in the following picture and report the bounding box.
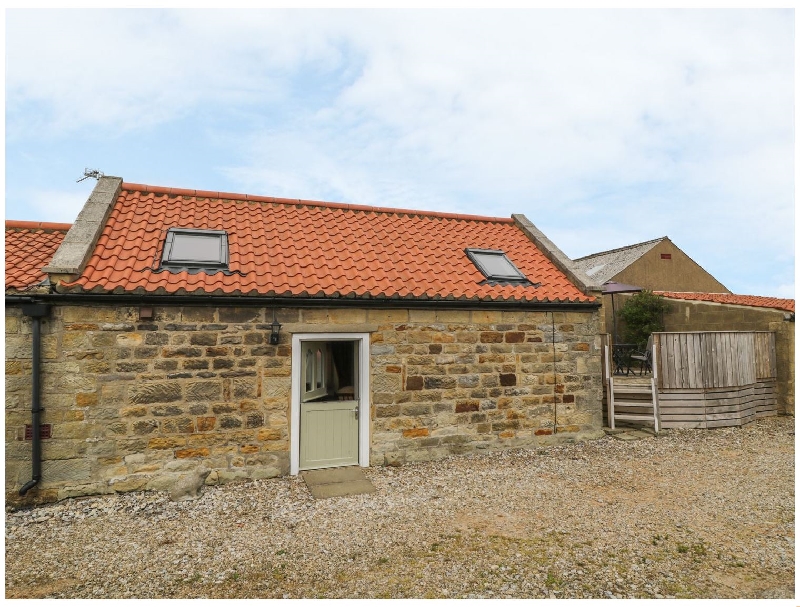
[290,332,370,475]
[300,341,329,402]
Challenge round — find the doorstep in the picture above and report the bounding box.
[301,466,376,499]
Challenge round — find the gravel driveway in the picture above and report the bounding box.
[6,417,794,599]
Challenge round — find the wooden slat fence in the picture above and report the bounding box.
[754,332,778,380]
[654,331,776,390]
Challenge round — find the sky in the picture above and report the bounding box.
[4,9,795,298]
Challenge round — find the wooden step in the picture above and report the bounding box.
[613,386,652,393]
[613,400,654,408]
[613,414,657,422]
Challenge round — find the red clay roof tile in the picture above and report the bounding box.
[6,221,71,290]
[63,184,594,303]
[656,291,794,313]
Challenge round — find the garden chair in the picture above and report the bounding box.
[631,335,653,375]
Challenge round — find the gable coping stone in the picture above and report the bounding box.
[43,176,123,278]
[512,214,601,296]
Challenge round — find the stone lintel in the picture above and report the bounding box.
[512,214,602,296]
[287,323,379,334]
[42,176,123,279]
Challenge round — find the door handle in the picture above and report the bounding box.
[351,407,359,419]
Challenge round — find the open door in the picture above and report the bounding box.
[298,339,360,470]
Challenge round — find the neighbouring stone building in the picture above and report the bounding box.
[6,178,604,506]
[574,236,731,336]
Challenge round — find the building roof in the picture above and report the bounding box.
[5,220,72,291]
[656,291,795,314]
[572,237,665,285]
[60,183,594,304]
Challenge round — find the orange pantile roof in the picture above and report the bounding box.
[656,291,794,313]
[6,221,71,290]
[64,184,593,303]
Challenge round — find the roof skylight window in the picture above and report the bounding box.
[161,228,229,270]
[465,248,528,281]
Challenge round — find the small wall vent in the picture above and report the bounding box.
[24,424,52,440]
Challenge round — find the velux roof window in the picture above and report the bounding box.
[466,248,528,282]
[161,228,229,271]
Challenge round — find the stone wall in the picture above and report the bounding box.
[5,304,603,506]
[368,309,604,465]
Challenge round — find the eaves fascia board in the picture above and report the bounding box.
[5,292,600,311]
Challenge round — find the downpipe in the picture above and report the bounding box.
[19,303,51,496]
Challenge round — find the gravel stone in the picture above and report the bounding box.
[5,417,794,599]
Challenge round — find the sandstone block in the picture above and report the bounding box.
[257,428,282,441]
[500,373,517,387]
[148,437,186,450]
[219,308,261,323]
[152,405,185,416]
[162,417,195,434]
[328,308,367,323]
[408,310,436,322]
[132,419,159,435]
[233,378,257,398]
[110,475,149,493]
[129,383,181,404]
[175,447,210,459]
[263,377,291,399]
[435,310,470,323]
[423,376,455,390]
[220,415,242,429]
[261,440,288,451]
[116,333,143,347]
[455,400,479,413]
[367,309,409,324]
[42,458,90,483]
[197,417,216,431]
[161,346,202,358]
[186,381,222,402]
[471,310,502,324]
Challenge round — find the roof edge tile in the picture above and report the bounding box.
[655,291,795,313]
[6,220,72,231]
[120,182,514,224]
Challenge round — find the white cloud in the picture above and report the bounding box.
[20,187,95,224]
[6,9,794,296]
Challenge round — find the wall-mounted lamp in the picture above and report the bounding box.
[269,311,282,345]
[784,312,795,322]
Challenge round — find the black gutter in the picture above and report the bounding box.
[6,292,600,311]
[19,303,51,496]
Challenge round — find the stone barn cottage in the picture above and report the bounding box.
[6,177,604,505]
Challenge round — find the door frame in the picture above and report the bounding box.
[290,332,370,475]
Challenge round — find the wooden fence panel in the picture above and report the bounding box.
[754,332,777,380]
[655,331,771,390]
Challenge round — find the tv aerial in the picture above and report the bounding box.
[76,168,105,183]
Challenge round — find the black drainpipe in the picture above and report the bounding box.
[19,302,51,496]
